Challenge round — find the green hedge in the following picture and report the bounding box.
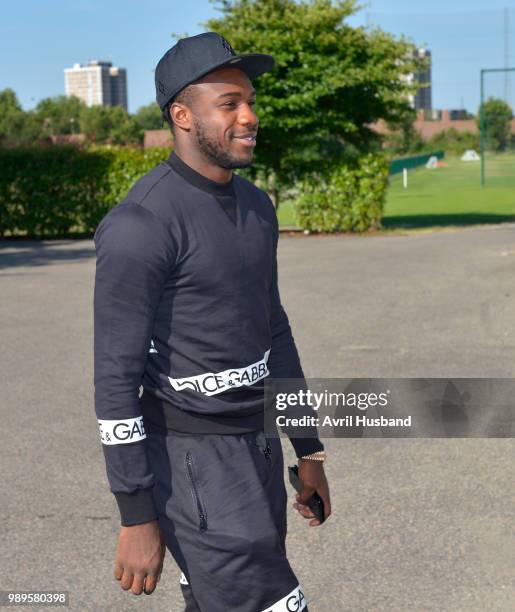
[1,145,391,237]
[294,154,390,233]
[0,145,169,238]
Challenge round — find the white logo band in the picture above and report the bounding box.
[261,584,306,612]
[98,416,146,446]
[168,349,271,396]
[179,572,189,585]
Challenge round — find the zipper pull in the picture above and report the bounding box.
[264,442,272,461]
[199,513,208,532]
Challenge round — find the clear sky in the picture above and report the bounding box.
[2,0,515,114]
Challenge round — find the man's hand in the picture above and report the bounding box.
[293,460,332,527]
[113,519,166,595]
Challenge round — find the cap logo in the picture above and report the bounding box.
[220,36,235,56]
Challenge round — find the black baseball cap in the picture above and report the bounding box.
[155,32,275,110]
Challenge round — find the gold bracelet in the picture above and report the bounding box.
[300,451,327,462]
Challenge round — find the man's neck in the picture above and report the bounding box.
[173,147,233,184]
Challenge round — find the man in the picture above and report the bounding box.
[93,32,331,612]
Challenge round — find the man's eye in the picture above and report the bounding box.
[223,100,256,108]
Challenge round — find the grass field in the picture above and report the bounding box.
[277,153,515,230]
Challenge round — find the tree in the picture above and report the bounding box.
[79,105,141,145]
[133,102,165,131]
[0,88,46,146]
[0,88,21,114]
[384,107,424,155]
[204,0,420,204]
[0,88,23,144]
[477,97,513,151]
[35,95,86,136]
[0,89,144,147]
[426,128,479,155]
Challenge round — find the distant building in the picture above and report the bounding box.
[64,60,127,110]
[449,109,472,120]
[405,48,432,111]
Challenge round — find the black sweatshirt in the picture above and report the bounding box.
[93,150,323,526]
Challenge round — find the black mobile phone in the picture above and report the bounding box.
[288,464,325,524]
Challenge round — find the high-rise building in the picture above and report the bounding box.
[407,48,432,111]
[413,48,431,111]
[64,60,128,110]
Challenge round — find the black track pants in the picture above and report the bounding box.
[145,428,309,612]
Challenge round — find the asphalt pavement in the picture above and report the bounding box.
[1,224,514,611]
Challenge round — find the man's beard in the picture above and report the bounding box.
[193,115,254,170]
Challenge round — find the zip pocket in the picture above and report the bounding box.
[185,451,208,532]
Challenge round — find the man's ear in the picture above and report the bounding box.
[170,102,192,132]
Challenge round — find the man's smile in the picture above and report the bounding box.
[232,133,257,147]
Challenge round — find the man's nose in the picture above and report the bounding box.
[237,103,258,129]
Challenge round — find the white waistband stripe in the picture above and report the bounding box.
[261,584,306,612]
[98,416,146,446]
[168,349,270,396]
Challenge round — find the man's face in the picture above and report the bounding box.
[179,67,259,169]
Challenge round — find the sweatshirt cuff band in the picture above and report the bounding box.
[289,437,325,459]
[114,488,158,526]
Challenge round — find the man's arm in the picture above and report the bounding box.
[266,201,331,526]
[266,201,324,459]
[94,202,174,526]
